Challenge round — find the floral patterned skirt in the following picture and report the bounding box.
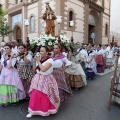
[17,65,35,82]
[52,68,72,102]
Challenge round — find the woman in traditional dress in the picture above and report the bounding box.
[86,45,96,79]
[52,44,72,102]
[106,44,114,69]
[63,45,87,89]
[95,45,106,73]
[26,46,60,118]
[0,44,26,107]
[17,44,35,97]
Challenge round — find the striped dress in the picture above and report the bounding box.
[28,58,60,116]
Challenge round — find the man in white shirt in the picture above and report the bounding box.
[11,40,19,54]
[76,42,82,52]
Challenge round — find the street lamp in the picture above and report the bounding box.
[69,21,74,42]
[69,20,74,38]
[56,16,62,36]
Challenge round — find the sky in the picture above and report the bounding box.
[110,0,120,34]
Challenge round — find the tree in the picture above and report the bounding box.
[0,4,5,18]
[0,19,13,42]
[0,4,13,42]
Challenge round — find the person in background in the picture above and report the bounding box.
[86,45,96,79]
[79,45,88,71]
[76,42,82,52]
[11,40,19,54]
[17,44,35,97]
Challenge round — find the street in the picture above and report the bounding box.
[0,71,120,120]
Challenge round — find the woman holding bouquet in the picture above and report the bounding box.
[26,46,60,118]
[0,44,25,107]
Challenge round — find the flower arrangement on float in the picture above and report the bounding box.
[29,33,71,49]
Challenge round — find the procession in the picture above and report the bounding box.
[0,0,120,120]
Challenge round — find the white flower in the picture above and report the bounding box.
[66,39,70,43]
[41,38,45,42]
[37,42,42,46]
[41,41,45,45]
[55,40,58,43]
[63,35,67,40]
[60,35,63,39]
[61,39,66,43]
[48,42,53,46]
[41,42,45,46]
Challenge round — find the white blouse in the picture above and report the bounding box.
[62,52,68,57]
[17,53,32,65]
[53,57,72,68]
[118,57,120,65]
[12,46,19,54]
[1,54,16,67]
[36,58,54,75]
[97,49,107,55]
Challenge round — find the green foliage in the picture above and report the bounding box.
[0,5,11,41]
[0,7,4,16]
[0,6,6,19]
[0,19,13,41]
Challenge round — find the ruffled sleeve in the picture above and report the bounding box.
[118,57,120,65]
[26,54,32,62]
[46,58,54,66]
[62,57,72,66]
[11,58,17,67]
[0,55,4,65]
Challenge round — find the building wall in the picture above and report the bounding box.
[27,2,39,40]
[102,0,110,44]
[96,0,103,7]
[0,0,111,45]
[61,0,84,43]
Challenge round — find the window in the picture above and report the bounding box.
[15,0,23,4]
[89,15,95,25]
[69,11,73,27]
[105,23,108,36]
[30,16,35,32]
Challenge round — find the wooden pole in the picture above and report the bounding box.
[108,54,119,111]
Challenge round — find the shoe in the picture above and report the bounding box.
[26,113,33,118]
[0,103,8,108]
[0,104,4,107]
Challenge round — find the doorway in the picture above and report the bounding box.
[88,24,95,44]
[16,27,22,43]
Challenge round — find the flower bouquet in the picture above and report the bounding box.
[29,33,75,53]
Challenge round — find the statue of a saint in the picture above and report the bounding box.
[42,3,56,36]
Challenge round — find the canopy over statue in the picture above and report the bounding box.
[42,3,57,36]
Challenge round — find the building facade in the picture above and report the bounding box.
[0,0,111,44]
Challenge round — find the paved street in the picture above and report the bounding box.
[0,71,120,120]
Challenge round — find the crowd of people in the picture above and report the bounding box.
[0,40,119,118]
